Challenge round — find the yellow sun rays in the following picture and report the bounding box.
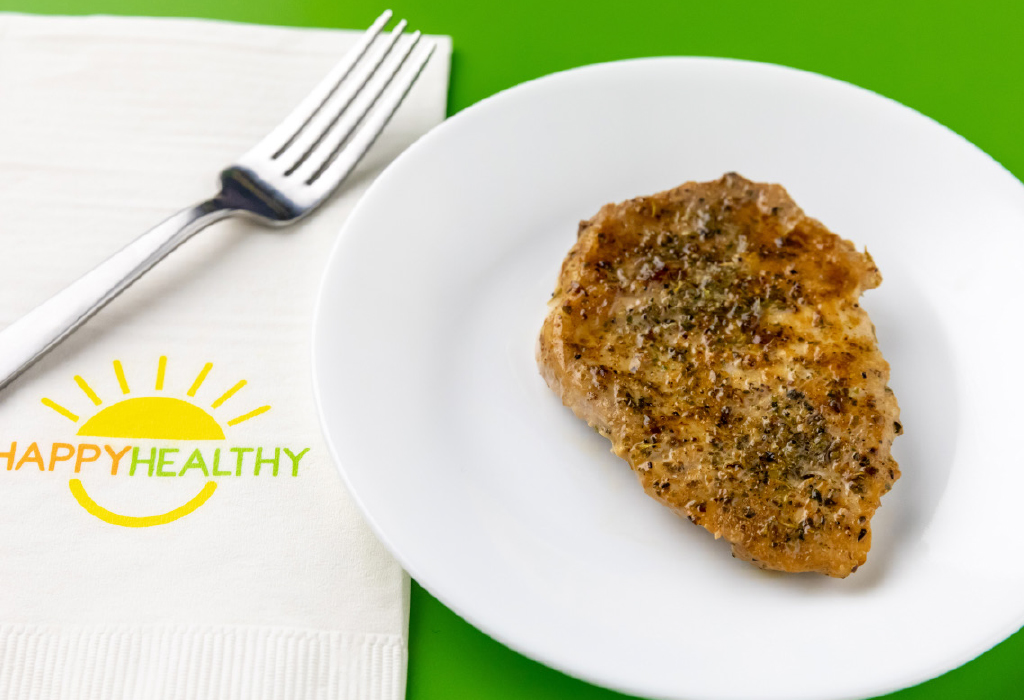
[41,357,271,434]
[212,380,246,409]
[41,398,78,422]
[226,405,271,427]
[74,375,102,406]
[113,360,130,394]
[187,362,213,398]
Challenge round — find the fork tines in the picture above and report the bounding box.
[246,10,436,190]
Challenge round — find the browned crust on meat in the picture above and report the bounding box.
[538,173,901,577]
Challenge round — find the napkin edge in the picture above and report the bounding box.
[0,622,407,700]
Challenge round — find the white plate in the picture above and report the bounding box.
[312,58,1024,700]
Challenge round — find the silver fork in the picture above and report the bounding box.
[0,10,433,391]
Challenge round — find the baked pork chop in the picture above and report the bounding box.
[538,173,900,577]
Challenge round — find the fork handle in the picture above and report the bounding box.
[0,199,233,391]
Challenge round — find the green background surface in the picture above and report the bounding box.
[3,1,1022,698]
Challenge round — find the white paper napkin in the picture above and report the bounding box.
[0,13,450,700]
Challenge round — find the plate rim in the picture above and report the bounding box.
[311,55,1024,700]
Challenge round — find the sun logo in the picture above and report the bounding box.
[41,355,270,439]
[38,356,272,528]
